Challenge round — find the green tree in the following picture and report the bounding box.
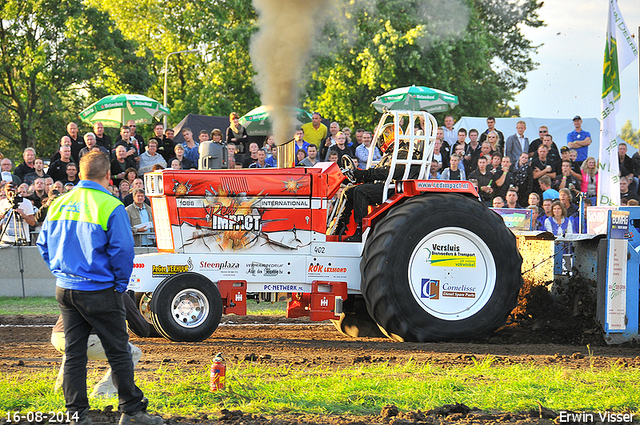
[87,0,260,126]
[0,0,153,158]
[305,0,543,129]
[620,120,640,150]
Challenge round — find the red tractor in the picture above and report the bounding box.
[130,111,523,342]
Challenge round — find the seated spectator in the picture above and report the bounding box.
[488,152,502,174]
[227,142,238,169]
[441,155,466,180]
[248,148,272,168]
[242,142,260,168]
[469,156,493,205]
[558,188,578,217]
[553,159,580,198]
[124,167,139,186]
[295,148,308,166]
[138,140,167,175]
[544,200,574,236]
[620,175,640,202]
[122,178,149,207]
[292,128,311,155]
[527,205,543,230]
[210,128,223,144]
[23,158,50,187]
[170,158,181,170]
[14,147,36,182]
[111,145,137,187]
[170,144,194,170]
[505,188,522,209]
[327,151,339,163]
[126,188,154,247]
[79,132,110,161]
[326,132,354,163]
[492,196,505,208]
[428,160,441,180]
[354,131,381,167]
[118,180,131,202]
[431,139,449,174]
[491,156,515,201]
[298,144,320,167]
[152,164,164,172]
[1,158,22,185]
[34,186,63,223]
[114,125,140,163]
[29,177,48,209]
[527,192,540,207]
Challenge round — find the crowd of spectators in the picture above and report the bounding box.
[0,111,635,244]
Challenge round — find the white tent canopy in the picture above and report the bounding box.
[453,116,602,158]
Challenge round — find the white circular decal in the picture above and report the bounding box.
[408,227,496,320]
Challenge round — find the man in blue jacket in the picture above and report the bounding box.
[37,152,162,425]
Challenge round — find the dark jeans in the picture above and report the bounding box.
[339,183,385,226]
[56,286,145,418]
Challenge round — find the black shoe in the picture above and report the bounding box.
[345,226,362,242]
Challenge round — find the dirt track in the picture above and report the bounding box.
[1,313,639,425]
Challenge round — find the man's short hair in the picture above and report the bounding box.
[24,147,36,155]
[469,129,478,136]
[174,144,184,152]
[307,144,317,151]
[182,127,192,134]
[491,152,502,159]
[199,129,208,136]
[120,125,130,132]
[154,122,164,129]
[620,142,627,148]
[559,188,571,197]
[66,162,77,170]
[211,128,222,137]
[147,140,158,147]
[477,156,487,162]
[131,188,145,196]
[487,116,496,121]
[79,151,110,181]
[458,128,467,135]
[312,112,322,118]
[517,120,526,126]
[543,134,553,141]
[539,175,552,187]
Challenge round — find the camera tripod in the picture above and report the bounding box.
[0,206,29,298]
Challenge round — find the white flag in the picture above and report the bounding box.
[598,0,638,206]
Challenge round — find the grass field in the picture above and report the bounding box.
[1,358,639,418]
[0,297,287,316]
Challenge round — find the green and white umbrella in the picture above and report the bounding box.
[371,85,459,113]
[78,94,170,128]
[239,105,312,136]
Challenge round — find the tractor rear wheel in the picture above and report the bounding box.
[150,273,223,342]
[361,194,522,342]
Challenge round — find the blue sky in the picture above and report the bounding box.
[514,0,640,132]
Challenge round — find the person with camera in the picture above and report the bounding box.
[0,182,35,246]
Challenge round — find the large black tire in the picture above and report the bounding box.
[331,296,386,338]
[150,272,223,342]
[361,194,523,342]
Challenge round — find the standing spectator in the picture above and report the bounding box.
[342,127,352,146]
[292,128,311,154]
[479,116,505,153]
[93,122,113,152]
[528,126,552,157]
[226,112,249,154]
[531,144,556,196]
[485,131,501,155]
[513,152,533,207]
[505,121,529,165]
[436,127,451,156]
[554,160,581,198]
[0,182,35,246]
[298,144,320,167]
[326,132,354,163]
[451,128,467,153]
[432,139,449,174]
[50,136,72,164]
[441,155,465,181]
[118,180,131,203]
[441,115,457,147]
[295,149,307,166]
[468,156,493,205]
[14,147,36,182]
[138,141,167,175]
[539,175,560,201]
[355,131,381,167]
[580,157,598,204]
[539,198,553,228]
[354,128,365,147]
[126,188,154,247]
[37,152,162,425]
[618,142,637,193]
[148,123,170,162]
[320,122,340,160]
[181,127,200,166]
[528,205,543,230]
[566,115,591,165]
[62,163,80,187]
[620,175,640,202]
[464,129,482,173]
[1,158,22,185]
[491,156,516,201]
[171,144,194,170]
[24,158,50,187]
[226,142,237,169]
[210,128,224,144]
[66,122,84,163]
[533,133,560,166]
[115,120,145,155]
[489,152,502,174]
[559,188,578,216]
[478,141,493,165]
[492,196,505,208]
[79,132,110,161]
[554,146,581,181]
[301,112,328,149]
[115,126,141,163]
[198,129,210,144]
[48,146,73,183]
[528,192,541,208]
[111,145,137,187]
